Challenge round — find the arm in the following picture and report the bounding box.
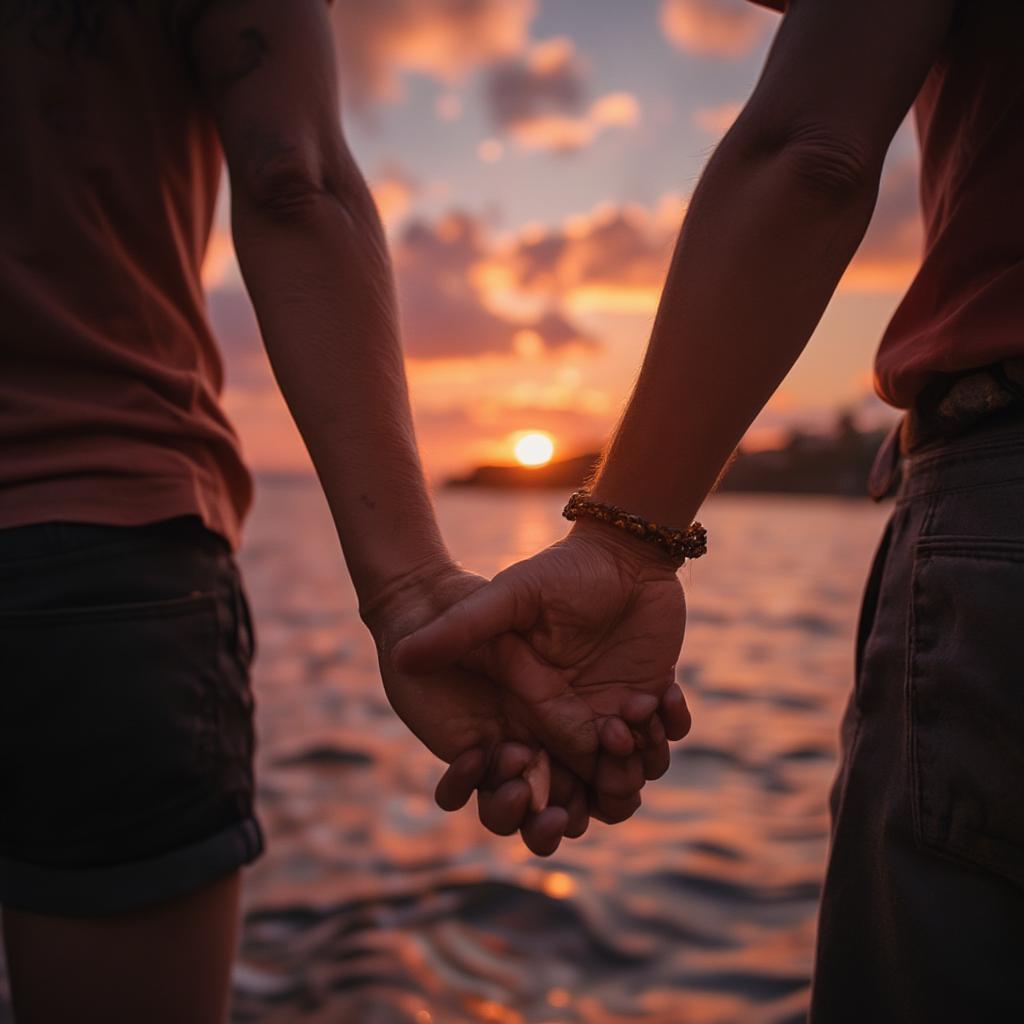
[187,0,662,851]
[189,0,446,620]
[582,0,956,533]
[396,0,955,803]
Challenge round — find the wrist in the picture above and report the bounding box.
[356,546,459,639]
[567,517,682,575]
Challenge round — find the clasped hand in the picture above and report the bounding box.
[362,520,691,855]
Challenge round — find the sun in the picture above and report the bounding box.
[513,431,555,467]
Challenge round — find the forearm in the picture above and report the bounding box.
[585,132,878,529]
[232,173,449,619]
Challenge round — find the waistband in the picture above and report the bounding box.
[903,357,1024,452]
[869,358,1024,501]
[0,515,228,563]
[896,409,1024,503]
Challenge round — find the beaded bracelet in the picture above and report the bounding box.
[562,488,707,568]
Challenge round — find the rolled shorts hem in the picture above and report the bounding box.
[0,816,264,918]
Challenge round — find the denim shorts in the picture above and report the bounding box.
[0,516,263,917]
[811,411,1024,1022]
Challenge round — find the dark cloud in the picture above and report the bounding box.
[482,39,639,152]
[485,37,586,131]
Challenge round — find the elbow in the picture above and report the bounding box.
[239,152,328,221]
[731,118,881,208]
[781,127,879,205]
[235,141,357,223]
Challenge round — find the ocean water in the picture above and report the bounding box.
[228,479,890,1024]
[0,481,890,1024]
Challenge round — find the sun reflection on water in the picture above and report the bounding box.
[541,871,577,900]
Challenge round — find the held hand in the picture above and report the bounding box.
[361,557,656,853]
[362,553,687,854]
[393,520,691,788]
[362,559,514,765]
[437,679,692,853]
[364,559,576,852]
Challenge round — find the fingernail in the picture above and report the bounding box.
[523,749,551,812]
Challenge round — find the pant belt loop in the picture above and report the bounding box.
[867,417,905,502]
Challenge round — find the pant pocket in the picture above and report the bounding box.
[909,537,1024,887]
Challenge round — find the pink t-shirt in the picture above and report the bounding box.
[0,6,252,549]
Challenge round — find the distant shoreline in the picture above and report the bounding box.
[443,416,892,498]
[250,416,893,499]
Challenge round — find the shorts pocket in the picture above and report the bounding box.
[197,571,258,823]
[0,591,221,867]
[909,537,1024,887]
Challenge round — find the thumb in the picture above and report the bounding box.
[393,576,527,673]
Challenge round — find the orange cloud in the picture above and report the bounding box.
[222,359,616,478]
[590,92,641,127]
[505,92,640,152]
[661,0,774,58]
[200,224,235,290]
[332,0,536,108]
[394,212,598,358]
[369,162,419,228]
[222,384,306,474]
[477,138,505,163]
[842,158,923,293]
[489,154,920,311]
[488,197,684,314]
[693,100,743,136]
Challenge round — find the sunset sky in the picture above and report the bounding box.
[204,0,922,480]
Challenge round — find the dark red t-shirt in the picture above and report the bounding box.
[752,1,1024,409]
[876,2,1024,407]
[0,7,252,548]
